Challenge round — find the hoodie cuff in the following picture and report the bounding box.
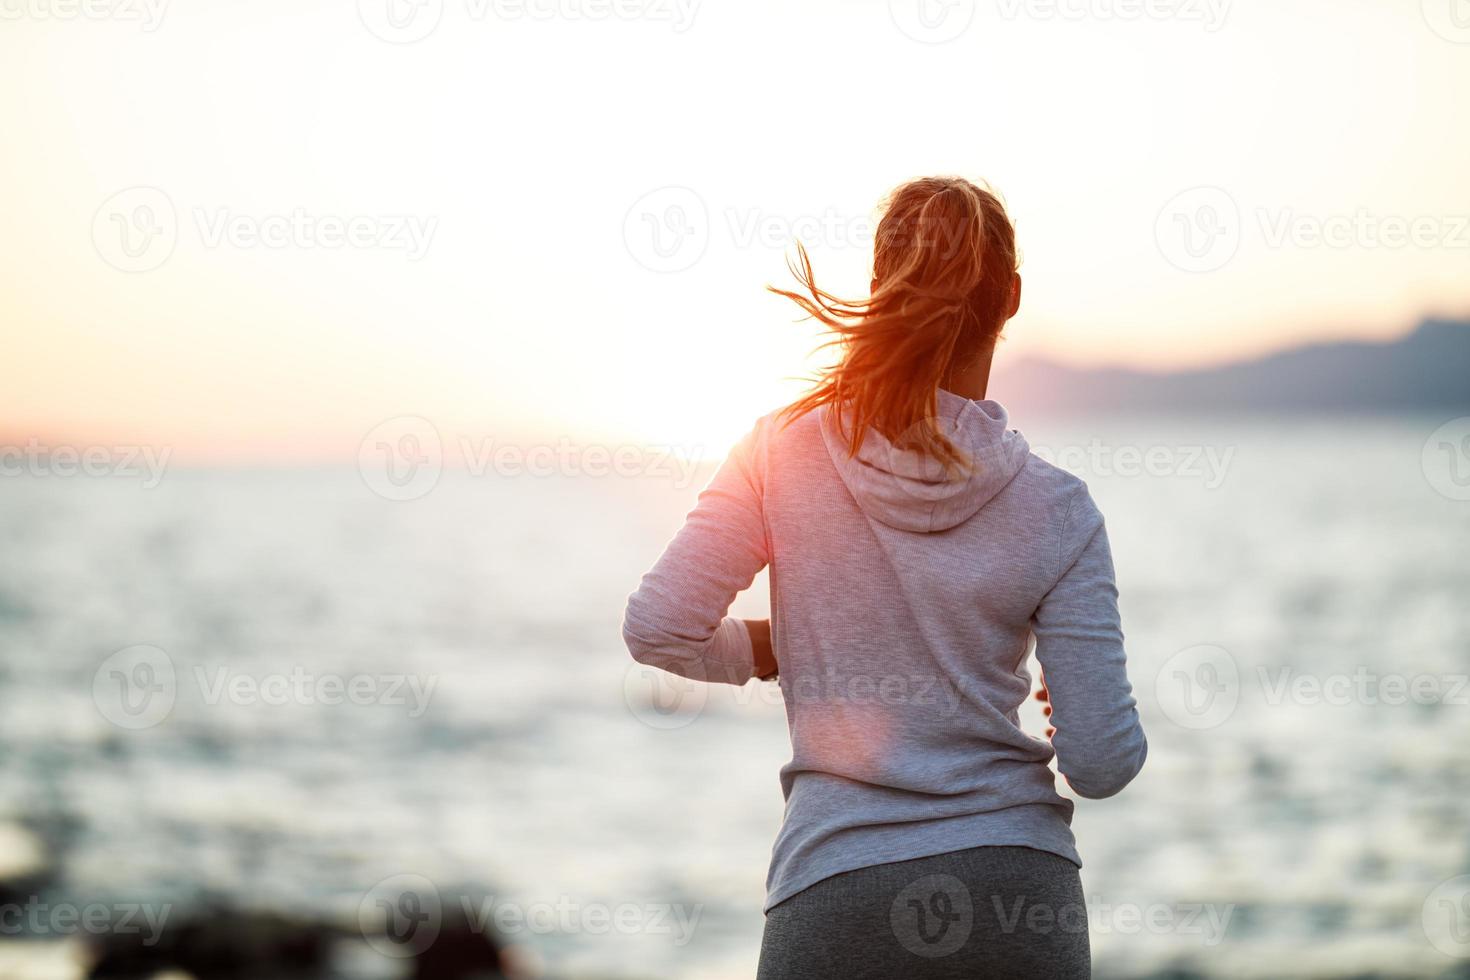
[704,616,755,684]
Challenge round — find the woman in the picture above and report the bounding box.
[622,177,1147,978]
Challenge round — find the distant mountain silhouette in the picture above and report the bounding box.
[994,318,1470,417]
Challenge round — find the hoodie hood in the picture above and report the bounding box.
[819,389,1031,533]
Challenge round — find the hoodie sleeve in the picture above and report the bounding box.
[622,422,770,685]
[1031,485,1148,799]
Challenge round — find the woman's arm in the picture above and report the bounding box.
[622,424,771,686]
[744,618,778,680]
[1031,487,1148,799]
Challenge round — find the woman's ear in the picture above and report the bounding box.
[1006,274,1023,321]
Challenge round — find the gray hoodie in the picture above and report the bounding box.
[622,390,1147,910]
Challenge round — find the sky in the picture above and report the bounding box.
[2,0,1469,459]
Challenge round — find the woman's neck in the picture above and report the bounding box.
[942,345,995,401]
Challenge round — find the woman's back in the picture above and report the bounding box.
[623,390,1147,911]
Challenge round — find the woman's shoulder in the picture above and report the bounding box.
[1007,448,1106,532]
[736,405,824,456]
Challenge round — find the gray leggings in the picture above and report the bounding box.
[757,845,1090,980]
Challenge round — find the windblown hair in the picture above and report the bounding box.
[775,177,1019,468]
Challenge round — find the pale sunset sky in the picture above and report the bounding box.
[2,0,1468,459]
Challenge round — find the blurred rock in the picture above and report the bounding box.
[406,900,510,980]
[84,899,519,980]
[86,908,328,980]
